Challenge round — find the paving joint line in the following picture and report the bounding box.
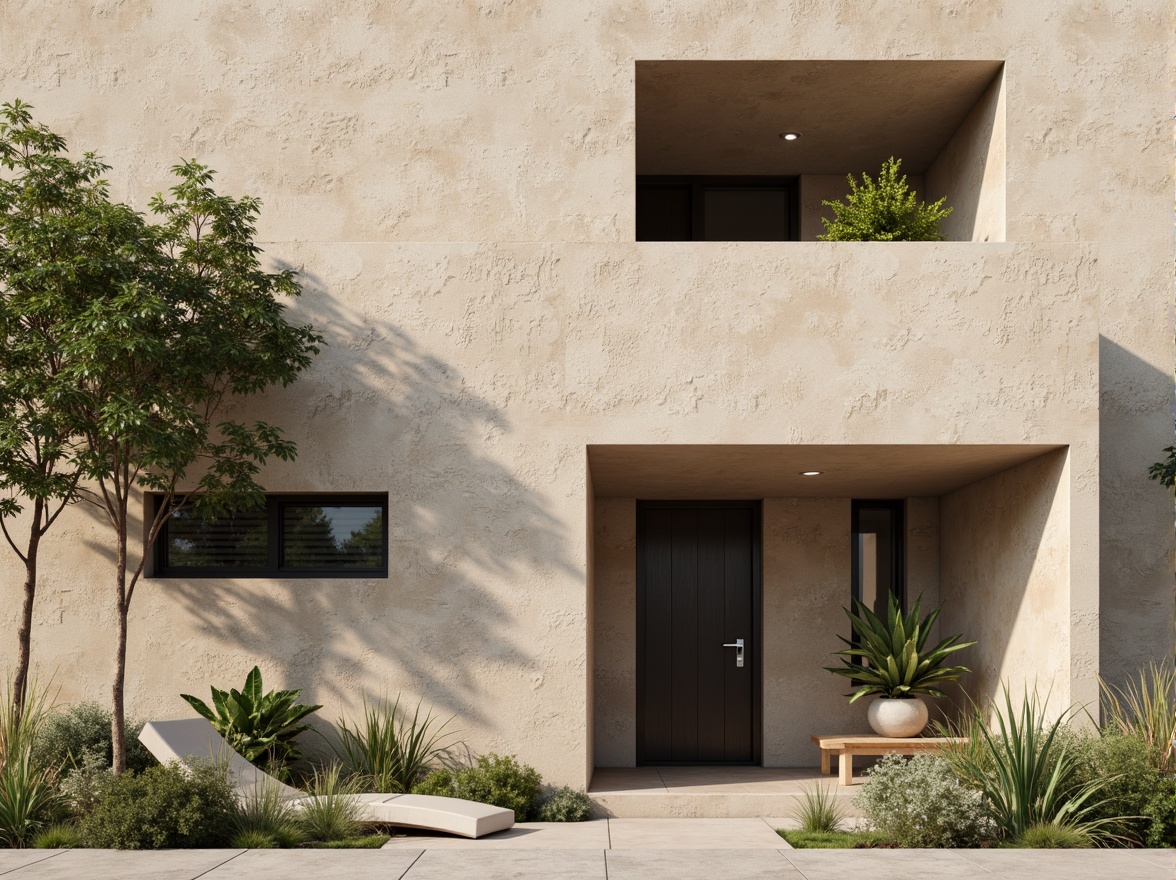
[602,847,609,880]
[951,849,1011,878]
[190,848,248,880]
[0,851,66,877]
[396,849,426,879]
[778,850,814,880]
[605,817,612,849]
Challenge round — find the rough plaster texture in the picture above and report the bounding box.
[0,1,1168,786]
[926,68,1006,243]
[939,450,1080,715]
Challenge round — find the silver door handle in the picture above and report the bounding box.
[722,638,745,668]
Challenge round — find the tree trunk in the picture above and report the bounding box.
[111,517,128,774]
[12,497,44,722]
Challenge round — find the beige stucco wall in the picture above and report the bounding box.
[939,449,1078,715]
[926,68,1006,243]
[0,1,1168,786]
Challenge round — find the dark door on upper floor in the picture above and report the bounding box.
[637,501,762,764]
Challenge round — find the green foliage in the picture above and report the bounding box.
[298,766,364,843]
[536,786,593,822]
[1072,732,1176,847]
[0,679,61,847]
[1148,446,1176,490]
[181,666,321,769]
[334,697,458,794]
[31,823,82,849]
[855,754,991,847]
[825,592,975,701]
[1099,663,1176,772]
[1010,822,1093,848]
[819,156,952,241]
[35,702,151,773]
[57,750,114,818]
[942,688,1121,841]
[230,781,304,849]
[789,783,847,834]
[777,829,891,848]
[414,754,542,821]
[80,761,235,849]
[312,833,391,848]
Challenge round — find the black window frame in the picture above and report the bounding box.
[636,175,800,242]
[152,493,389,579]
[850,499,906,613]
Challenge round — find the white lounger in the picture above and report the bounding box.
[139,718,514,839]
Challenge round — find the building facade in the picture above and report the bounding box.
[0,1,1171,789]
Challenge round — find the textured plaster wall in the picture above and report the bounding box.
[926,68,1006,243]
[939,450,1076,714]
[0,1,1166,784]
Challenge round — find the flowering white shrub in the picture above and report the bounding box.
[855,754,991,847]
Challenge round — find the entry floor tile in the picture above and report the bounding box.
[4,849,244,880]
[606,849,801,880]
[402,849,605,880]
[591,766,858,795]
[607,818,787,849]
[589,767,665,792]
[382,821,610,849]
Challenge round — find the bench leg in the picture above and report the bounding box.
[820,749,830,775]
[839,752,853,786]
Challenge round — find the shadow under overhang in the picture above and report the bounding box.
[588,444,1064,498]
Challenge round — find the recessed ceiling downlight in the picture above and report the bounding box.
[779,132,801,141]
[800,470,822,476]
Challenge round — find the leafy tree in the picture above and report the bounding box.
[59,159,322,772]
[0,100,135,717]
[819,156,952,242]
[1148,443,1175,490]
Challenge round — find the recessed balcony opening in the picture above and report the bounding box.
[635,61,1006,242]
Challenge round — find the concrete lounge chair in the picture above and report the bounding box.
[139,718,514,839]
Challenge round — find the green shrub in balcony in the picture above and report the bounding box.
[819,157,952,241]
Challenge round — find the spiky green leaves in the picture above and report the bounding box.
[818,157,952,241]
[180,667,321,769]
[824,592,975,702]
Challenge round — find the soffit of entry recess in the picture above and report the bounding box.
[588,445,1063,499]
[636,60,1003,176]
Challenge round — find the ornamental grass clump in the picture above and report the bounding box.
[333,696,458,793]
[855,754,990,847]
[1099,662,1176,773]
[298,765,363,843]
[819,156,952,241]
[0,681,62,847]
[790,783,847,834]
[230,780,305,848]
[825,593,975,702]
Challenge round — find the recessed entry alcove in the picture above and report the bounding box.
[635,61,1006,242]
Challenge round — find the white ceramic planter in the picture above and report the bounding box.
[867,696,929,737]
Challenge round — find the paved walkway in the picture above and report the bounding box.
[0,820,1171,879]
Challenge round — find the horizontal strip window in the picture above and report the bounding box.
[154,494,388,578]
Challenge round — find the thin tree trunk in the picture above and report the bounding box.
[12,497,44,722]
[111,509,128,774]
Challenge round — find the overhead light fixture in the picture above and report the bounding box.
[779,132,801,141]
[800,470,822,476]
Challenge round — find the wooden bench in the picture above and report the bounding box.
[811,734,967,785]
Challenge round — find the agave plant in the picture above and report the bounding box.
[181,666,321,768]
[825,593,975,701]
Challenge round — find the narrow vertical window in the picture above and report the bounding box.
[852,500,904,614]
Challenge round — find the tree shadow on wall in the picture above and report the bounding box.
[153,265,579,730]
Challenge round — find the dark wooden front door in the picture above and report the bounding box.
[637,501,761,764]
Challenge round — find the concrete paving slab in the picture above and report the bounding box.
[783,849,982,880]
[956,847,1175,880]
[402,848,605,879]
[606,849,802,880]
[201,849,424,879]
[1127,849,1176,869]
[382,820,611,849]
[607,818,786,849]
[4,849,244,880]
[0,852,65,876]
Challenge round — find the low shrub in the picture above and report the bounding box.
[32,823,83,849]
[1072,732,1176,847]
[856,754,990,848]
[1011,822,1093,848]
[58,750,115,818]
[80,761,235,849]
[790,783,847,834]
[536,786,593,822]
[414,754,541,821]
[35,702,151,774]
[230,782,304,848]
[298,766,363,843]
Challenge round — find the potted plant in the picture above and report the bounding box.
[825,593,975,737]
